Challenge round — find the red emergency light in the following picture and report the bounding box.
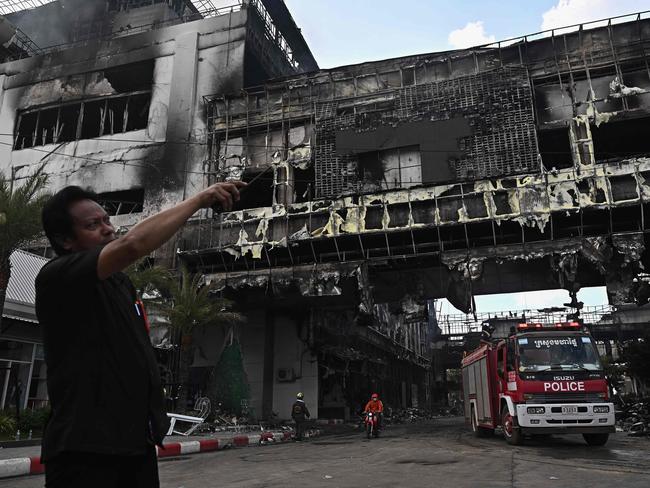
[517,323,543,330]
[519,321,581,331]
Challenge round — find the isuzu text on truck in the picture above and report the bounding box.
[461,321,615,446]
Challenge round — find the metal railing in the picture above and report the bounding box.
[460,10,650,52]
[436,305,617,336]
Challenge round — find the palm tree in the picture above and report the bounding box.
[0,168,49,331]
[127,262,244,412]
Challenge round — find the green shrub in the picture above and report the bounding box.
[16,407,50,432]
[0,414,16,434]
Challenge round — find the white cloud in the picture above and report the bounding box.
[541,0,643,31]
[511,290,570,310]
[448,21,496,49]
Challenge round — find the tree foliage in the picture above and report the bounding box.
[0,167,49,256]
[0,167,49,329]
[163,266,242,333]
[127,262,245,411]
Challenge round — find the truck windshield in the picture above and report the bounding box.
[517,335,602,372]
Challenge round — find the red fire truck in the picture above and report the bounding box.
[461,321,615,446]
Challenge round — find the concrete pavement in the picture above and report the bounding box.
[0,428,323,479]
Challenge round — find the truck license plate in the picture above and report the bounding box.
[561,406,578,414]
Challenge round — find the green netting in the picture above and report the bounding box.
[213,341,250,415]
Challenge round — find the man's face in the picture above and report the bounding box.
[63,199,116,252]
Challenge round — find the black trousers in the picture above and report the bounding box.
[294,419,307,440]
[45,447,159,488]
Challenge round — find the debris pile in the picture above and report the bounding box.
[384,408,438,424]
[616,397,650,436]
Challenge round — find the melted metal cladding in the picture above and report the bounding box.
[203,262,365,298]
[609,77,647,98]
[612,234,645,268]
[437,233,646,309]
[201,157,650,263]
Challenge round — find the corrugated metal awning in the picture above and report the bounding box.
[2,249,48,323]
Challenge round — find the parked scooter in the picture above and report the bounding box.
[365,411,379,439]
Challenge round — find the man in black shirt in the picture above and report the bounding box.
[36,181,244,488]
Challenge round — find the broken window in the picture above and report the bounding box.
[358,146,422,190]
[96,188,145,216]
[592,117,650,163]
[216,122,315,207]
[232,170,275,210]
[14,91,151,150]
[293,165,315,203]
[80,100,105,140]
[104,60,154,93]
[14,60,153,150]
[538,128,573,170]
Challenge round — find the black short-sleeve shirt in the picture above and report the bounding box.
[35,246,169,461]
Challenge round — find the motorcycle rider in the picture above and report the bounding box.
[364,393,384,431]
[291,392,310,441]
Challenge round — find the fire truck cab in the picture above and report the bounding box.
[461,321,615,446]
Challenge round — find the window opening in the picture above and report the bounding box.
[293,166,315,203]
[592,117,650,163]
[15,91,151,150]
[538,128,573,170]
[232,170,274,210]
[80,100,105,140]
[358,145,421,190]
[125,93,151,132]
[96,188,145,216]
[104,60,154,93]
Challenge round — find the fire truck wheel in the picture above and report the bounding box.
[501,406,523,445]
[583,433,609,446]
[471,408,494,437]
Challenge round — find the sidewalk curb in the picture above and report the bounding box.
[316,419,345,425]
[0,429,322,479]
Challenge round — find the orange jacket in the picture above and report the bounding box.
[364,399,384,413]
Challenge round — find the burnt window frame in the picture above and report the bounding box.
[14,89,151,150]
[96,188,145,216]
[357,144,423,190]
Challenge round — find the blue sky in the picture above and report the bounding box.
[282,0,645,313]
[284,0,649,68]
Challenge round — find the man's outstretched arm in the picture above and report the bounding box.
[97,181,246,279]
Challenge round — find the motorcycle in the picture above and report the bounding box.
[365,411,379,439]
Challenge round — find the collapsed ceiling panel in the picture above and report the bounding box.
[0,0,56,15]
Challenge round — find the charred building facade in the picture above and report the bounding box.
[0,0,325,417]
[4,2,650,419]
[179,13,650,415]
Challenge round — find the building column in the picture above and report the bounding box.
[261,309,275,419]
[159,30,200,191]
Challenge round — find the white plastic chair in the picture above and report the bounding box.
[166,397,211,436]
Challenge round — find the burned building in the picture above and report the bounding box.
[177,13,650,416]
[4,3,650,420]
[0,0,323,417]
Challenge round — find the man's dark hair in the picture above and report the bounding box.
[42,186,99,255]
